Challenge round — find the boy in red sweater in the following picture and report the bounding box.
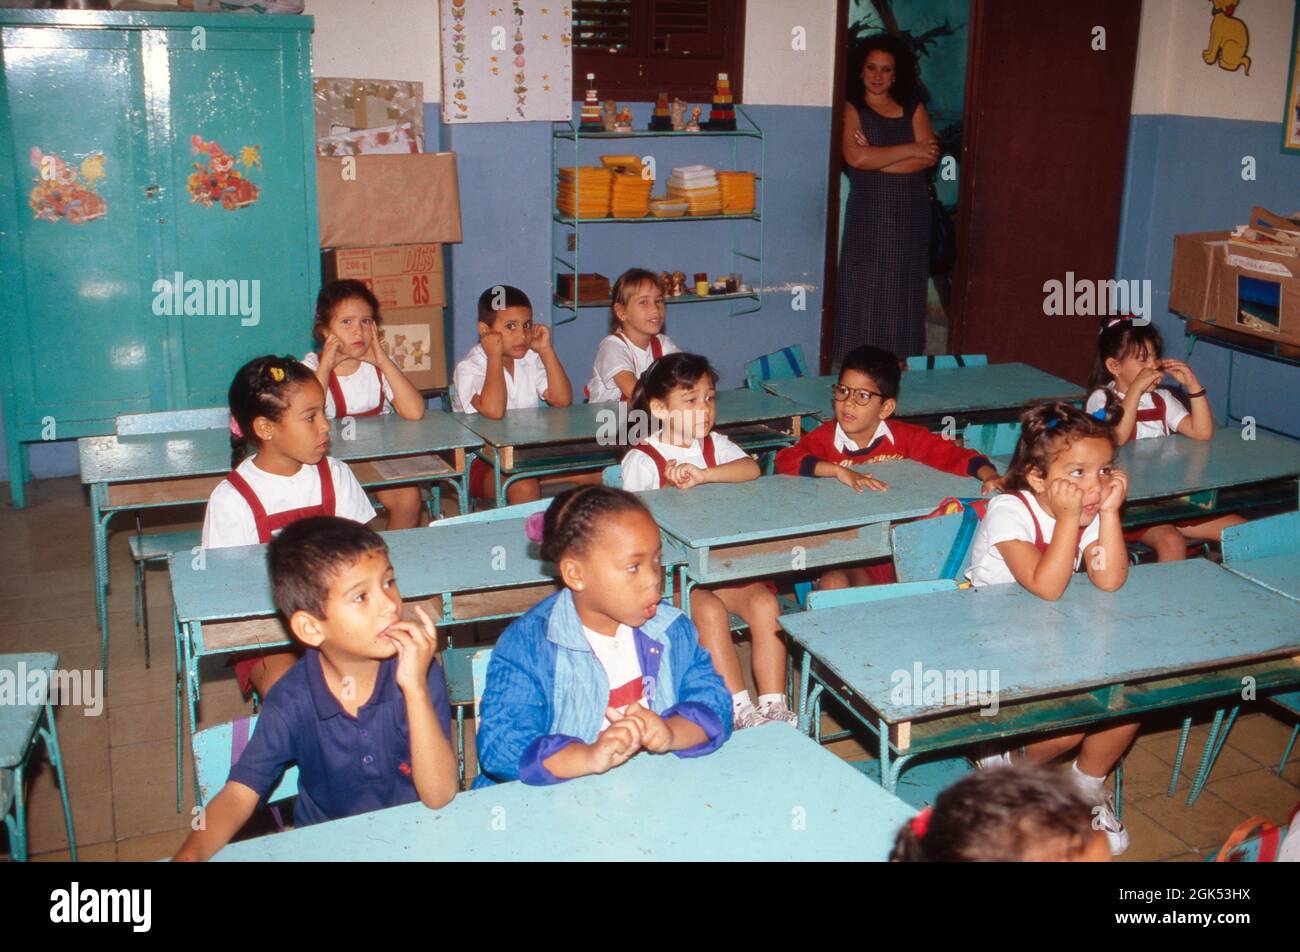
[775,345,1002,589]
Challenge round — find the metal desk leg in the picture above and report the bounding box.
[1188,705,1239,806]
[493,455,505,508]
[39,702,77,862]
[1168,715,1192,797]
[11,761,27,861]
[173,611,184,812]
[797,652,814,733]
[878,716,892,791]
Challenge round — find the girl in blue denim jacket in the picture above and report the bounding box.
[474,487,732,787]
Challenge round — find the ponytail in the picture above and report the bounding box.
[228,355,317,468]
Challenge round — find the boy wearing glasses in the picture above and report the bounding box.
[776,345,1001,588]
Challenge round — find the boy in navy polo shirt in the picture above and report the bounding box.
[173,517,457,861]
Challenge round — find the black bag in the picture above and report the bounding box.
[928,177,957,275]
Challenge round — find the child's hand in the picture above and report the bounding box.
[614,703,673,754]
[385,604,439,695]
[587,715,643,773]
[321,332,346,371]
[980,475,1003,495]
[1099,470,1128,513]
[666,462,707,489]
[834,465,887,492]
[1129,367,1164,396]
[362,324,387,367]
[1047,478,1084,518]
[528,323,553,353]
[481,330,505,360]
[1158,358,1200,391]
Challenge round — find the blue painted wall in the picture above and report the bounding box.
[1116,113,1300,436]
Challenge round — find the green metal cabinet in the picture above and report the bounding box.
[0,10,319,506]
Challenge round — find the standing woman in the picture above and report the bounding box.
[834,35,939,362]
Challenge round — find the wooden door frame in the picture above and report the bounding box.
[818,0,850,374]
[947,0,987,354]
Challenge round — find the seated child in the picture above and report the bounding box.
[891,764,1111,862]
[202,355,377,699]
[1085,316,1243,560]
[474,487,731,786]
[451,285,574,504]
[173,516,457,860]
[584,267,680,403]
[302,279,430,529]
[965,401,1136,856]
[620,353,795,729]
[775,344,1001,590]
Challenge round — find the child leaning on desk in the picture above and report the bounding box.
[620,353,797,730]
[775,345,1001,591]
[473,487,732,787]
[964,401,1136,857]
[450,284,574,504]
[173,517,457,861]
[1086,316,1245,560]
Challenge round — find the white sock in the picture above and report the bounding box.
[732,691,754,713]
[1071,761,1106,797]
[757,693,785,708]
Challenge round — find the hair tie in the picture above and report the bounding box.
[229,417,243,438]
[1045,417,1060,430]
[1090,408,1108,421]
[268,365,285,383]
[1102,315,1133,333]
[911,805,932,839]
[524,510,545,543]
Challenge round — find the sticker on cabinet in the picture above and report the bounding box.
[28,147,108,224]
[187,135,261,210]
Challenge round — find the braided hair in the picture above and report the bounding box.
[228,355,318,468]
[1001,400,1119,493]
[538,486,652,565]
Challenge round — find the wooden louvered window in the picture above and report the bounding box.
[572,0,745,104]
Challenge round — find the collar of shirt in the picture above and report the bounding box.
[305,647,397,720]
[1108,382,1156,409]
[645,431,704,459]
[834,419,892,454]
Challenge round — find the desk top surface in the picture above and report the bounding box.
[1116,428,1300,501]
[213,723,913,862]
[763,362,1084,420]
[78,413,483,485]
[781,560,1300,722]
[455,388,816,448]
[0,652,58,767]
[1226,554,1300,602]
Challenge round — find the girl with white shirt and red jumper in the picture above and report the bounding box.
[620,353,795,730]
[585,268,680,403]
[965,401,1135,856]
[302,280,428,529]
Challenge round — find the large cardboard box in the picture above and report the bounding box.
[322,244,448,389]
[317,153,462,248]
[1170,223,1300,348]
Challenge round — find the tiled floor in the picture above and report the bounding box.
[2,475,1297,862]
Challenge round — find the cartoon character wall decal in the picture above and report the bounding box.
[187,135,261,210]
[28,147,108,224]
[1204,0,1251,75]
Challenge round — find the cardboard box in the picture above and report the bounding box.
[317,153,462,248]
[1170,226,1300,348]
[322,244,446,310]
[377,306,447,390]
[314,77,424,146]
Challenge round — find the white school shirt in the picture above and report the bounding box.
[585,332,680,404]
[965,491,1102,589]
[451,344,549,414]
[201,456,377,549]
[582,624,645,730]
[300,352,394,419]
[621,431,749,492]
[1086,385,1188,440]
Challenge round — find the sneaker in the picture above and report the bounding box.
[970,744,1014,770]
[1088,787,1130,856]
[756,697,799,728]
[733,704,767,730]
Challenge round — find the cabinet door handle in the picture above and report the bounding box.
[144,184,162,199]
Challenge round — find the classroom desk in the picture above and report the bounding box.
[77,412,483,680]
[211,722,913,861]
[167,512,688,809]
[641,460,981,591]
[780,560,1300,792]
[457,388,816,506]
[760,362,1085,426]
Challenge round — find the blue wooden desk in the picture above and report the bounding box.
[641,461,981,595]
[210,722,913,861]
[0,652,76,861]
[780,560,1300,792]
[761,362,1085,425]
[458,388,817,506]
[166,509,688,809]
[77,411,483,680]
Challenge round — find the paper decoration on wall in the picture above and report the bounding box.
[28,147,108,224]
[440,1,572,123]
[1203,0,1250,74]
[187,135,261,210]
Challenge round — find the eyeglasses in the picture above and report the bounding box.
[830,384,884,406]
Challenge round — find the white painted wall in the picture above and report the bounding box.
[305,0,440,96]
[1132,0,1295,120]
[743,0,837,107]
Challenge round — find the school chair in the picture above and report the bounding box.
[601,464,622,487]
[192,714,300,809]
[444,646,483,788]
[891,509,977,582]
[459,648,494,785]
[961,421,1020,458]
[0,652,77,861]
[745,344,809,390]
[905,354,988,371]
